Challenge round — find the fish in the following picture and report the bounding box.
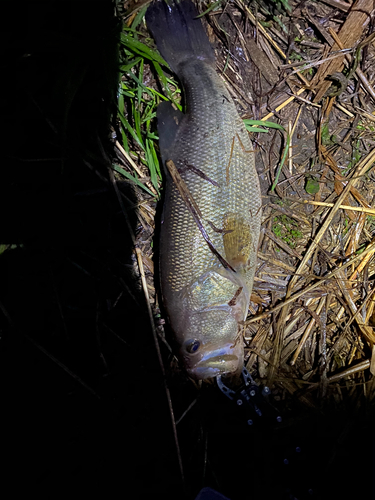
[146,0,262,380]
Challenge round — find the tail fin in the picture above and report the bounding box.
[145,0,215,74]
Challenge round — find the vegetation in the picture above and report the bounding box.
[272,214,302,248]
[116,15,181,197]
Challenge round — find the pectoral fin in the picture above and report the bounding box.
[223,214,252,270]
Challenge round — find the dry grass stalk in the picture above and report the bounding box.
[327,359,371,382]
[287,147,375,293]
[288,108,302,174]
[290,297,327,366]
[292,200,375,216]
[262,88,306,121]
[287,92,321,108]
[334,102,355,118]
[247,238,375,324]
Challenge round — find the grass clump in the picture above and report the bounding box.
[115,14,181,197]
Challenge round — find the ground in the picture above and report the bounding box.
[117,0,375,405]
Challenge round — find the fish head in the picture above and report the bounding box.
[177,308,244,380]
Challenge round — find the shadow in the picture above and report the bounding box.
[0,1,181,497]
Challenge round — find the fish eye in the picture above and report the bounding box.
[184,339,200,354]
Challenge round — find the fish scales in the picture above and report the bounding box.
[162,61,260,291]
[146,0,262,380]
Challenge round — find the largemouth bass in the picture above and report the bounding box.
[146,0,262,380]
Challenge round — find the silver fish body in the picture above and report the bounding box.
[146,0,262,379]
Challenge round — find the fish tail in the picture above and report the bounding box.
[145,0,215,74]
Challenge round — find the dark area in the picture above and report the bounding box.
[1,0,179,496]
[1,1,374,499]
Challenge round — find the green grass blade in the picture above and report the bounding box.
[196,0,222,18]
[118,112,145,151]
[145,139,160,192]
[131,5,148,30]
[132,100,143,148]
[138,58,144,104]
[118,89,125,116]
[243,119,285,132]
[112,164,155,196]
[120,56,143,72]
[153,61,174,100]
[141,102,157,125]
[148,138,161,179]
[125,71,154,99]
[121,127,129,153]
[271,134,291,192]
[245,127,270,133]
[120,32,168,66]
[146,132,158,140]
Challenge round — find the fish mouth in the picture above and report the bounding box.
[186,343,243,380]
